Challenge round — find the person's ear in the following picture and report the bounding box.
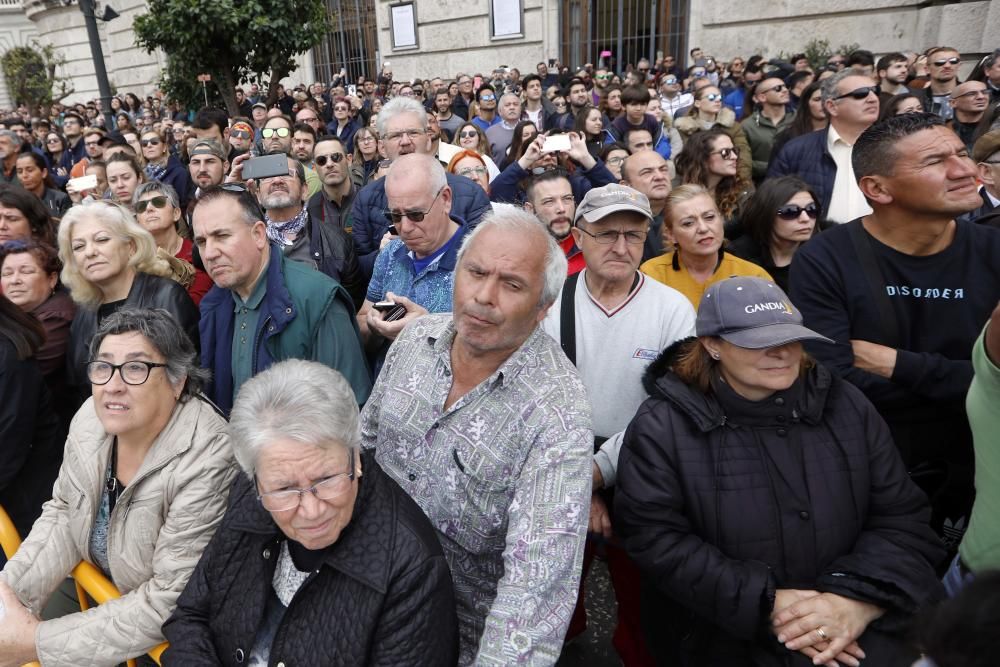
[251,220,268,249]
[524,200,535,213]
[858,174,893,206]
[699,337,721,360]
[979,162,997,188]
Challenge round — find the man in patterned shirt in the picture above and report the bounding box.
[360,208,593,665]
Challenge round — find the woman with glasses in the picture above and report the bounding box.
[675,129,753,231]
[641,184,772,307]
[728,176,824,292]
[452,121,492,156]
[43,132,66,171]
[351,126,381,186]
[447,149,490,194]
[59,199,199,406]
[106,152,147,212]
[600,142,631,181]
[162,359,458,666]
[0,308,236,667]
[16,152,71,220]
[615,276,944,667]
[139,129,192,210]
[675,85,752,182]
[328,96,359,153]
[133,181,213,305]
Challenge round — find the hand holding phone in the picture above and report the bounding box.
[373,300,407,322]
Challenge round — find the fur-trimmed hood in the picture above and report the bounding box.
[675,106,738,135]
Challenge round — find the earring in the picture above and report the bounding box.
[711,352,720,359]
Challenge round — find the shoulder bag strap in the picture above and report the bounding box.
[559,272,581,366]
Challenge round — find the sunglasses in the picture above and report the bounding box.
[480,94,496,101]
[702,93,723,102]
[932,57,961,67]
[385,186,443,224]
[663,78,678,85]
[140,138,161,147]
[230,130,253,140]
[760,84,787,94]
[776,203,819,220]
[135,196,169,213]
[261,127,291,138]
[834,85,879,101]
[459,130,479,139]
[596,74,612,80]
[314,153,345,166]
[711,147,740,160]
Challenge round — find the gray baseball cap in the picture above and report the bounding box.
[696,277,833,349]
[574,183,652,225]
[189,139,226,161]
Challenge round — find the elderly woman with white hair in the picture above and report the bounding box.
[59,199,199,406]
[162,359,458,666]
[0,308,236,667]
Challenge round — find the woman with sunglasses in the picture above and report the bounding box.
[641,184,772,308]
[139,129,192,209]
[728,176,824,292]
[675,129,753,233]
[43,132,66,172]
[351,126,381,186]
[452,121,491,156]
[0,308,236,667]
[328,96,359,153]
[133,181,213,305]
[675,85,752,182]
[58,199,199,406]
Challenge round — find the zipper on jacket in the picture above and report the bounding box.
[252,315,272,374]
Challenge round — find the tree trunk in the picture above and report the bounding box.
[215,65,240,117]
[266,66,289,109]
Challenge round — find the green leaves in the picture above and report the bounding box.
[0,42,73,107]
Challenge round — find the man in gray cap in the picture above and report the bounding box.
[541,182,695,661]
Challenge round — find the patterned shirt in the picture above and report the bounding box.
[360,314,593,666]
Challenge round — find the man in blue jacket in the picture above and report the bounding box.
[193,184,371,414]
[350,97,491,279]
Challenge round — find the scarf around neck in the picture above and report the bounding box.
[264,207,309,246]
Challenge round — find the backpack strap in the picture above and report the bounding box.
[847,219,899,347]
[559,272,581,366]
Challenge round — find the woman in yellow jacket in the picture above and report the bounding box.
[641,184,771,308]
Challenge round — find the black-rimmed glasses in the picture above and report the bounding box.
[87,360,168,385]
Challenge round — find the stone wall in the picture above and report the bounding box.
[374,0,560,82]
[688,0,997,65]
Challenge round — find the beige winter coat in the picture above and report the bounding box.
[1,394,237,667]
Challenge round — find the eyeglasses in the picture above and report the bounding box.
[760,84,787,94]
[230,130,252,140]
[480,94,496,102]
[834,85,879,101]
[140,138,161,147]
[459,129,479,139]
[314,153,345,166]
[86,360,168,386]
[711,147,740,159]
[457,166,488,178]
[951,89,989,100]
[576,226,648,245]
[932,57,961,67]
[334,106,350,112]
[261,127,291,138]
[256,456,356,512]
[776,203,820,220]
[702,93,723,102]
[384,128,426,142]
[135,196,169,213]
[553,101,567,109]
[605,155,626,166]
[385,186,444,224]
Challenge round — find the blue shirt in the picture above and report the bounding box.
[471,115,501,132]
[366,219,470,314]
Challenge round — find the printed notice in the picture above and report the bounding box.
[492,0,521,37]
[391,3,417,48]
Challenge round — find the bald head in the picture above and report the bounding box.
[386,153,446,193]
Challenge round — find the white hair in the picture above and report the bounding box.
[457,206,567,308]
[228,359,360,479]
[376,97,429,136]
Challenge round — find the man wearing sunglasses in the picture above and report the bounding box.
[947,82,990,152]
[470,85,500,131]
[791,112,1000,555]
[769,69,879,223]
[659,72,693,119]
[742,77,794,184]
[913,46,962,121]
[307,136,357,234]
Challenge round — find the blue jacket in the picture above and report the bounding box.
[723,87,748,120]
[766,128,837,213]
[199,247,371,414]
[55,138,86,189]
[603,115,672,161]
[327,119,359,153]
[489,159,617,207]
[350,171,492,278]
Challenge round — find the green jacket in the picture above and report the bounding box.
[741,110,795,183]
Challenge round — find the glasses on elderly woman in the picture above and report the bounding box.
[87,360,168,385]
[256,457,356,512]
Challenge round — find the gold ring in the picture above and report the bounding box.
[816,627,828,641]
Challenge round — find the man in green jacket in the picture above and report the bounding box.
[741,77,796,184]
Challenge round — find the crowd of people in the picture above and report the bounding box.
[0,41,999,667]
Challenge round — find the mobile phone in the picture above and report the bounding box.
[242,154,289,180]
[548,58,556,67]
[541,133,571,153]
[373,301,407,322]
[67,174,98,191]
[388,224,398,235]
[347,84,357,96]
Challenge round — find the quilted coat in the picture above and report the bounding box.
[0,394,236,667]
[161,449,458,666]
[614,341,946,666]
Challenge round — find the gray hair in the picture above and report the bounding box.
[377,97,429,137]
[89,307,209,398]
[457,206,567,308]
[821,68,866,106]
[228,359,360,479]
[133,180,180,209]
[386,153,447,194]
[0,129,19,145]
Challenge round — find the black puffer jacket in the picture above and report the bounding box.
[615,340,945,667]
[66,272,200,407]
[161,450,458,667]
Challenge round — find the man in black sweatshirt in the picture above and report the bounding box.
[790,113,1000,551]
